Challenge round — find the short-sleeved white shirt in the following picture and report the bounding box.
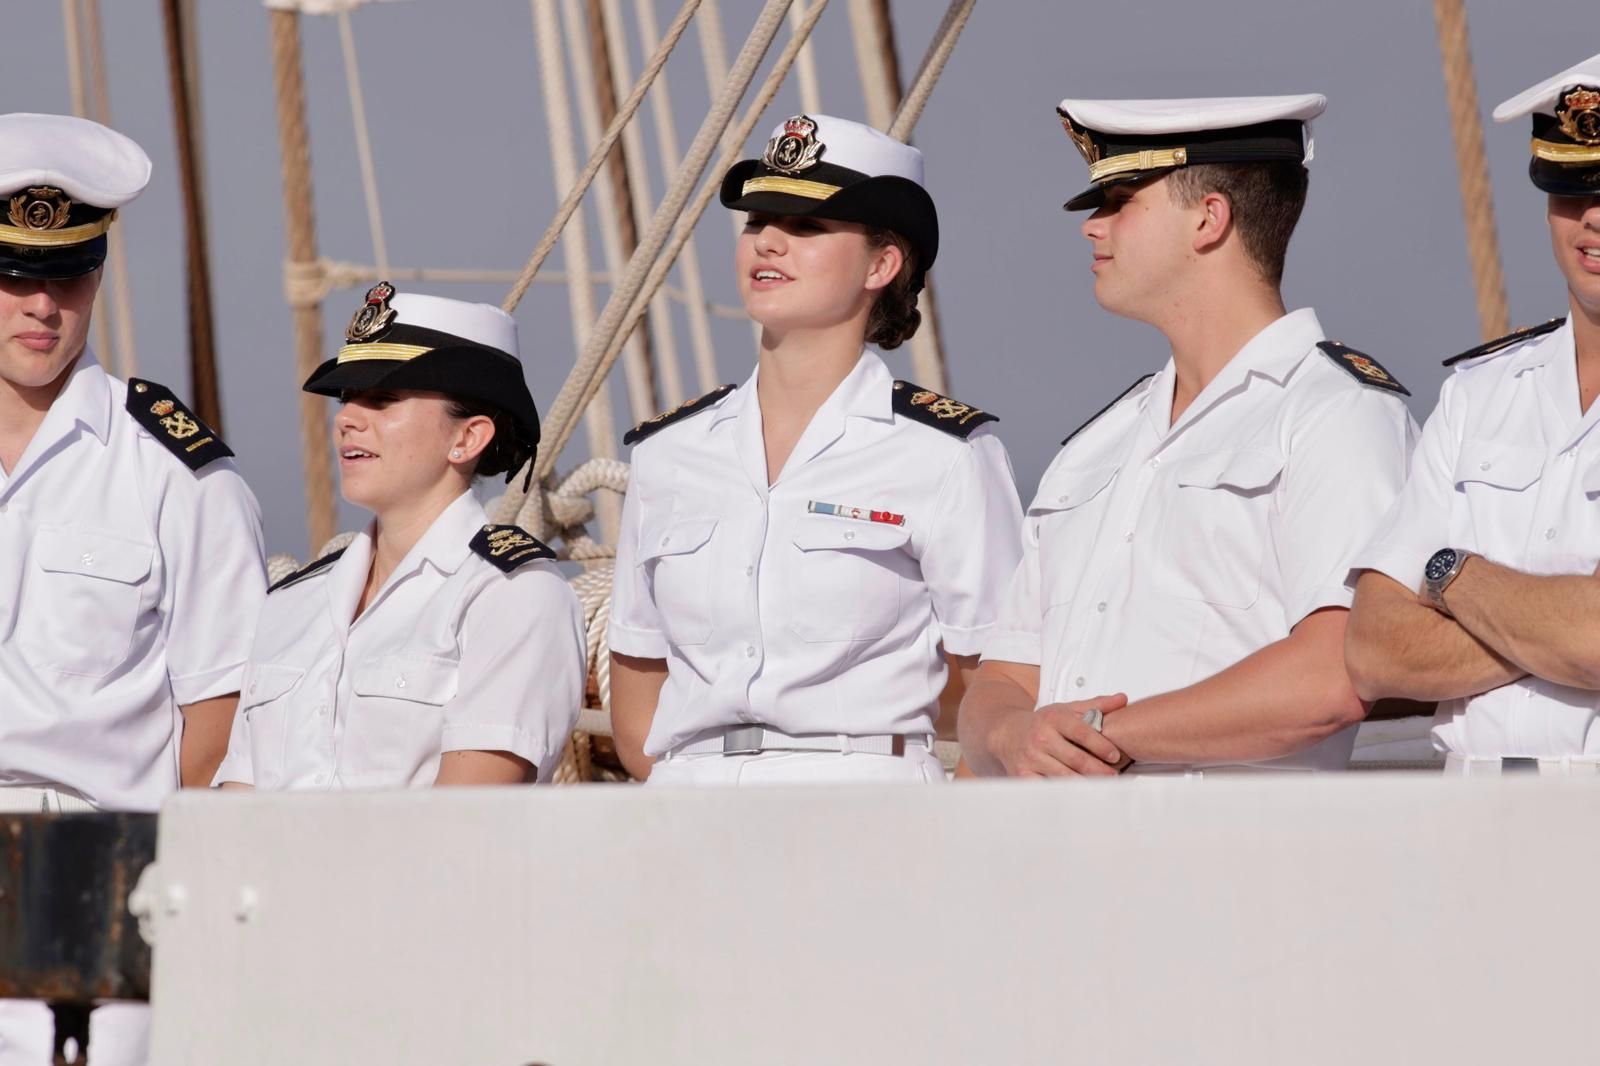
[985,309,1418,772]
[212,490,585,789]
[0,356,266,811]
[1353,319,1600,757]
[608,350,1023,756]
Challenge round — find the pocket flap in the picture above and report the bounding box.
[1029,464,1120,515]
[640,515,718,562]
[34,528,153,584]
[352,655,458,705]
[1455,440,1542,490]
[244,662,305,705]
[1175,449,1284,491]
[791,512,911,552]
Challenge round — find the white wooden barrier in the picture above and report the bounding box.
[141,778,1598,1065]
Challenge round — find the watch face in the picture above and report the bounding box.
[1425,548,1459,582]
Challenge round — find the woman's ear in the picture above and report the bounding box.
[863,239,905,294]
[449,414,496,468]
[1193,190,1232,254]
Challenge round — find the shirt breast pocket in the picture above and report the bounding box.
[347,654,458,782]
[1454,440,1542,551]
[787,514,911,642]
[1157,449,1283,609]
[1031,464,1119,607]
[240,662,305,790]
[24,527,153,677]
[639,515,720,647]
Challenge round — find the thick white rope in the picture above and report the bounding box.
[634,0,723,396]
[502,0,704,313]
[529,0,621,544]
[561,0,659,425]
[888,0,975,142]
[336,9,390,276]
[527,0,797,488]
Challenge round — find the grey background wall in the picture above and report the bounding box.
[3,2,1591,555]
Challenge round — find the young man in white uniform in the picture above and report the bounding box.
[1345,55,1600,774]
[960,96,1417,777]
[0,115,266,1063]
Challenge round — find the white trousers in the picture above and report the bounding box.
[0,787,147,1066]
[648,746,947,785]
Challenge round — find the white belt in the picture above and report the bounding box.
[0,785,99,813]
[667,725,933,759]
[1443,754,1600,777]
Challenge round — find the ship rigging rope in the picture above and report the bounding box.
[336,9,390,276]
[1431,0,1509,341]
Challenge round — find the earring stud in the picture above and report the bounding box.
[451,449,463,459]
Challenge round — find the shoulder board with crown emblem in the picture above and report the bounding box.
[1061,373,1153,447]
[1442,318,1566,367]
[268,548,346,594]
[891,381,998,439]
[126,378,234,471]
[623,385,736,446]
[471,524,556,574]
[1317,342,1410,397]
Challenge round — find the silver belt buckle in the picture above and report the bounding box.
[722,725,764,756]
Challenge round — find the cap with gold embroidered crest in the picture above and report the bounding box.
[1493,52,1600,197]
[719,113,938,292]
[0,113,151,280]
[303,284,541,482]
[1055,94,1326,211]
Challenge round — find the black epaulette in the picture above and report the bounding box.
[470,524,556,574]
[623,385,736,445]
[891,380,998,439]
[126,379,234,471]
[1062,373,1153,447]
[1317,342,1410,397]
[1442,318,1565,367]
[268,548,345,594]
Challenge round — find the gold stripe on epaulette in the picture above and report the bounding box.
[1532,138,1600,163]
[0,212,115,248]
[741,176,842,200]
[336,342,432,364]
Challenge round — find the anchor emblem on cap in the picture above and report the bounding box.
[345,280,397,343]
[762,115,825,175]
[7,187,72,232]
[1557,86,1600,147]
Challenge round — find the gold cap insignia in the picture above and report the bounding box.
[762,115,825,176]
[150,399,175,416]
[345,280,398,344]
[1060,115,1102,166]
[1558,86,1600,146]
[8,187,72,232]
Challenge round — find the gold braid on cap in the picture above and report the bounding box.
[0,187,114,247]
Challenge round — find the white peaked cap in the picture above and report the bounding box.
[1057,94,1327,163]
[0,113,151,206]
[390,293,520,358]
[762,113,925,184]
[1494,52,1600,122]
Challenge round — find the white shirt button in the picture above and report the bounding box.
[80,553,94,566]
[744,645,756,658]
[661,536,671,547]
[1075,676,1086,688]
[1545,528,1557,540]
[1149,457,1161,469]
[1479,461,1491,471]
[744,565,754,577]
[843,530,855,541]
[395,675,407,688]
[1096,602,1107,613]
[1057,494,1070,504]
[1123,530,1134,542]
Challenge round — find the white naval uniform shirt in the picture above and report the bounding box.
[0,356,265,811]
[212,490,585,789]
[608,350,1023,756]
[1353,319,1600,758]
[985,309,1418,772]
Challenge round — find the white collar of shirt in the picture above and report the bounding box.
[324,489,487,633]
[1145,307,1325,440]
[709,349,896,489]
[3,353,112,491]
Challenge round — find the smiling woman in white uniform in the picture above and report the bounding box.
[608,114,1023,784]
[213,286,585,790]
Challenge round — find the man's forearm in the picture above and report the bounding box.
[179,695,239,788]
[1102,610,1364,765]
[1345,572,1523,702]
[1446,558,1600,690]
[956,664,1040,777]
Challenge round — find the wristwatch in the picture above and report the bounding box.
[1421,547,1476,614]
